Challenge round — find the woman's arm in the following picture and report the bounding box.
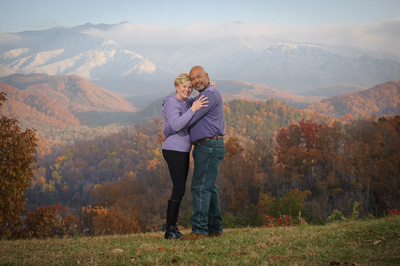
[166,102,195,132]
[163,95,209,138]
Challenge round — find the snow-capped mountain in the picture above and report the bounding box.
[134,37,400,93]
[0,25,167,96]
[1,22,400,99]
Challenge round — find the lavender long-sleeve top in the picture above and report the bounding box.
[163,85,225,143]
[161,95,195,152]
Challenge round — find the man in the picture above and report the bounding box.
[162,65,225,240]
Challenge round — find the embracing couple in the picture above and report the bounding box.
[158,65,225,240]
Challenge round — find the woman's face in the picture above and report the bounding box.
[175,81,193,101]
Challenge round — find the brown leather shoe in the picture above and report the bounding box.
[209,232,222,237]
[180,232,208,240]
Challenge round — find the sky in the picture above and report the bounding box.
[0,0,400,54]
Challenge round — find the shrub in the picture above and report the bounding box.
[261,189,312,223]
[93,207,140,235]
[389,209,400,216]
[351,202,360,220]
[79,205,108,236]
[24,204,66,238]
[263,212,307,227]
[327,209,347,223]
[327,202,361,224]
[63,214,80,237]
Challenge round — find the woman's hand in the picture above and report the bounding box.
[210,81,216,87]
[157,132,166,144]
[191,95,209,112]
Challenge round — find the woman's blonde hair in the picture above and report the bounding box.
[174,72,191,87]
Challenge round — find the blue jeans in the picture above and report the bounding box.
[190,139,225,235]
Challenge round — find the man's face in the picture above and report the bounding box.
[190,67,210,91]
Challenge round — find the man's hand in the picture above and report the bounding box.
[157,132,166,144]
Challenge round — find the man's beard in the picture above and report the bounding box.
[195,82,207,91]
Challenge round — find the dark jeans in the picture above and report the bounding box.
[162,149,190,202]
[190,139,225,235]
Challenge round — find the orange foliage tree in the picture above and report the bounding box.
[0,92,38,238]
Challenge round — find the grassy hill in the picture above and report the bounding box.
[2,215,399,265]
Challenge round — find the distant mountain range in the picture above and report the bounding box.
[1,22,400,105]
[0,25,168,99]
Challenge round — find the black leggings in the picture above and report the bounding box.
[162,149,190,202]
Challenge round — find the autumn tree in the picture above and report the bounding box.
[276,120,323,191]
[0,92,38,238]
[343,117,400,216]
[219,137,252,212]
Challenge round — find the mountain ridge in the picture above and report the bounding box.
[302,80,400,118]
[1,23,399,103]
[0,73,136,113]
[0,26,164,96]
[0,74,137,153]
[215,79,322,108]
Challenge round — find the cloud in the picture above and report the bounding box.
[0,33,23,52]
[37,19,60,30]
[357,18,400,55]
[73,18,400,56]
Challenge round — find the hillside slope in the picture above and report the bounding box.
[1,73,136,127]
[0,74,136,152]
[303,80,400,118]
[0,73,136,113]
[216,79,322,108]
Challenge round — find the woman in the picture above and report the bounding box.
[161,73,208,239]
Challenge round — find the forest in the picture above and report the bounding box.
[16,98,399,238]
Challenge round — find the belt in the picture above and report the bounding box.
[193,135,224,146]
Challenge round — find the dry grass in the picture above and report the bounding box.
[1,215,400,265]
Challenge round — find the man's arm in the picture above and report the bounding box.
[183,90,215,128]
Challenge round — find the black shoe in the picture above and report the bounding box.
[176,227,184,237]
[164,225,182,239]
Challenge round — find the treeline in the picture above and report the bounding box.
[24,99,400,237]
[224,99,331,140]
[29,99,330,210]
[29,120,170,234]
[220,117,400,226]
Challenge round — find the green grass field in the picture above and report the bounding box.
[2,215,399,265]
